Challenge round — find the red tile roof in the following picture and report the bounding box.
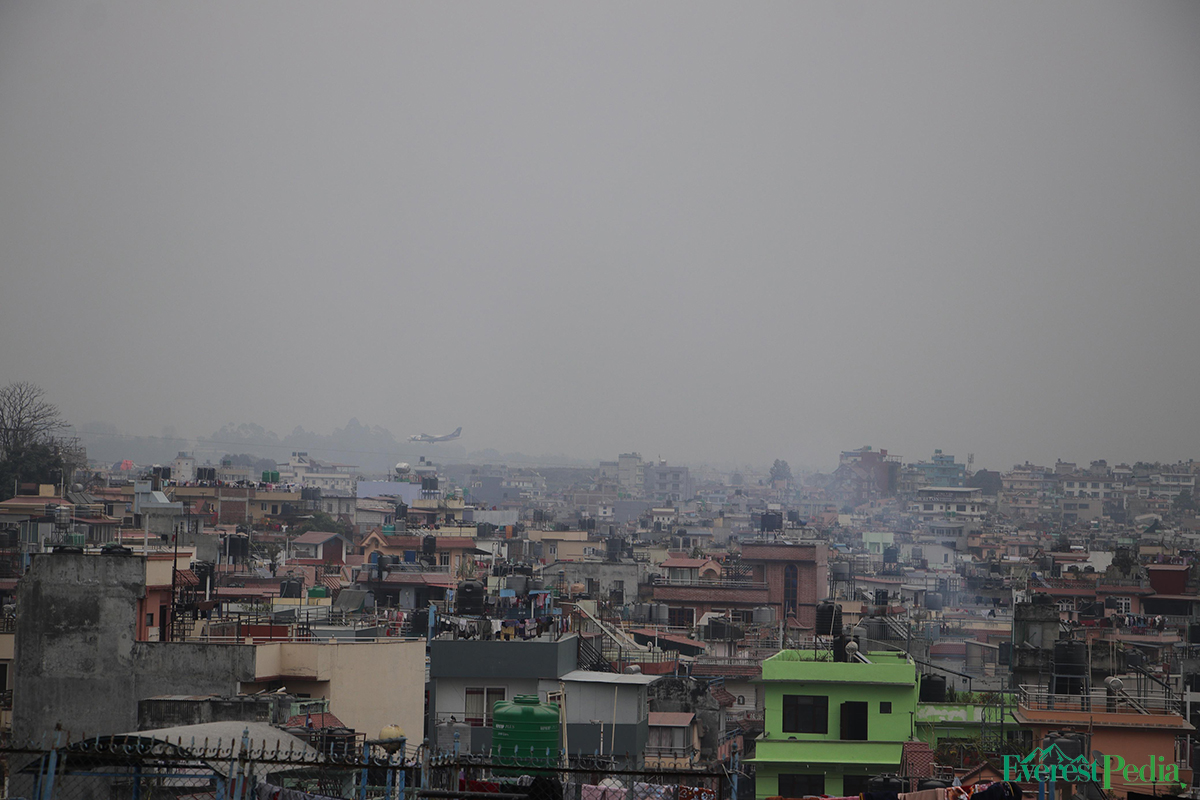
[284,712,345,730]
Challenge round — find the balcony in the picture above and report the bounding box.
[651,577,770,605]
[1017,685,1184,720]
[652,577,768,590]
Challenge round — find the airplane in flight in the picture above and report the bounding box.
[409,427,462,443]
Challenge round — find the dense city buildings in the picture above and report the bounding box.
[0,443,1198,800]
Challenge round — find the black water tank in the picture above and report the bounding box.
[815,602,843,637]
[606,537,623,561]
[918,780,949,791]
[1032,593,1053,606]
[227,534,249,559]
[919,675,947,702]
[883,546,899,564]
[422,535,437,555]
[456,580,485,615]
[868,776,907,794]
[1189,622,1200,644]
[833,634,848,663]
[875,589,889,607]
[1053,640,1088,694]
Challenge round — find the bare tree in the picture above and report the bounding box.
[0,381,65,458]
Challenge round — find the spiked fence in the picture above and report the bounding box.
[0,735,729,800]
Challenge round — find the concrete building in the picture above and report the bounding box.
[241,637,425,747]
[644,462,691,503]
[909,486,986,519]
[12,551,255,743]
[618,453,645,498]
[289,530,349,564]
[750,649,919,798]
[542,558,645,605]
[428,636,661,764]
[909,450,966,488]
[170,452,197,484]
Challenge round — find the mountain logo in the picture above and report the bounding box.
[1003,748,1186,790]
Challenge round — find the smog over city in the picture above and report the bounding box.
[7,4,1200,796]
[2,2,1199,474]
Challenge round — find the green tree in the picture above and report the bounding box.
[1172,490,1196,514]
[769,459,793,484]
[296,511,353,538]
[0,441,64,501]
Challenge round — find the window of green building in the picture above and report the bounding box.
[840,700,868,740]
[781,695,828,733]
[880,701,892,714]
[779,774,825,797]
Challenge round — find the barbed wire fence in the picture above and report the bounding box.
[0,734,729,800]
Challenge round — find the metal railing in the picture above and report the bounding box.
[1018,684,1182,716]
[651,577,768,590]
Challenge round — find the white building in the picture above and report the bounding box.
[909,486,986,519]
[171,452,197,484]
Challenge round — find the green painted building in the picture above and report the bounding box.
[914,693,1021,768]
[750,649,919,798]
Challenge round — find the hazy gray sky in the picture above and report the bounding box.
[2,2,1198,472]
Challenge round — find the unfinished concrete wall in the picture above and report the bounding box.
[13,551,254,743]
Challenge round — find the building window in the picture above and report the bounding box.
[956,504,966,512]
[784,564,798,617]
[880,702,892,714]
[1113,596,1132,613]
[923,504,933,511]
[668,607,694,628]
[440,552,450,567]
[841,701,869,740]
[465,687,506,726]
[781,695,828,734]
[779,775,825,797]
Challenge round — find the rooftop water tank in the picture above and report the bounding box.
[919,674,947,702]
[456,580,486,616]
[491,695,560,774]
[815,602,843,637]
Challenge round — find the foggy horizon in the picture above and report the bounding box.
[3,2,1199,475]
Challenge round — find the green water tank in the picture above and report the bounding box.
[491,695,560,772]
[308,586,328,598]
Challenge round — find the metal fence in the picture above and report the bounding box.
[0,737,729,800]
[424,753,727,800]
[1,734,413,800]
